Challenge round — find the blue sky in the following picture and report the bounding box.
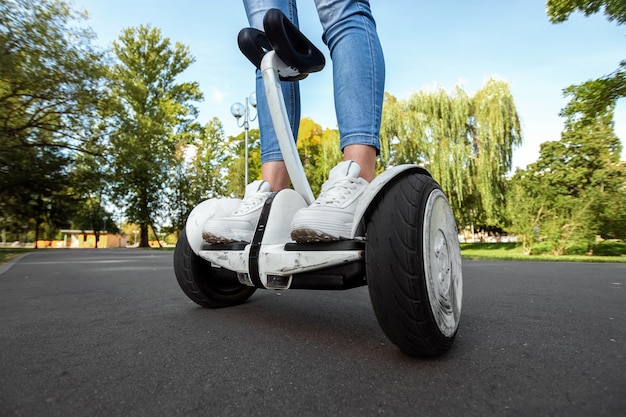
[72,0,625,170]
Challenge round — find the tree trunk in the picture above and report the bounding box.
[139,223,149,247]
[34,220,40,249]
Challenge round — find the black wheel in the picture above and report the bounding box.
[365,171,462,356]
[174,228,256,308]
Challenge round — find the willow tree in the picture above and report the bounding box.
[381,79,522,226]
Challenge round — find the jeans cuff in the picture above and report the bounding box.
[260,150,284,164]
[340,134,381,154]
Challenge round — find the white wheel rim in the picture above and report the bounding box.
[422,189,463,337]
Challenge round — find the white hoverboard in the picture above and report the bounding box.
[174,9,462,356]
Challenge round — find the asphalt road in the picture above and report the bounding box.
[0,249,624,417]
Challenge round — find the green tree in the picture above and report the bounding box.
[381,79,522,227]
[0,0,104,150]
[0,144,72,247]
[547,0,626,25]
[296,118,342,196]
[168,119,231,233]
[221,129,262,198]
[107,25,202,247]
[0,0,105,243]
[546,0,626,125]
[505,173,547,254]
[507,110,625,254]
[217,118,341,199]
[69,143,114,248]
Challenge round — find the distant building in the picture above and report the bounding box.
[36,230,128,248]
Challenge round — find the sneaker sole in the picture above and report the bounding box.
[202,232,240,245]
[290,228,342,243]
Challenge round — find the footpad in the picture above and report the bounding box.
[201,242,247,251]
[284,240,365,252]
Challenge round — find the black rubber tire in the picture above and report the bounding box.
[365,172,462,357]
[174,228,256,308]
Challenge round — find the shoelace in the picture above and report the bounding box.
[315,178,361,206]
[233,192,270,215]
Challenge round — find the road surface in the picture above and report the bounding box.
[0,249,624,416]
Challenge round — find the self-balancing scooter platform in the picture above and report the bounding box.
[174,9,462,357]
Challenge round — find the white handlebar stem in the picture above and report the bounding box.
[260,51,315,205]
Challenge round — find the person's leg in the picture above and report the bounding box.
[315,0,385,181]
[262,161,290,191]
[244,0,299,191]
[290,0,385,242]
[203,0,299,244]
[343,144,376,182]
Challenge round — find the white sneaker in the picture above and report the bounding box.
[202,180,271,244]
[290,161,368,243]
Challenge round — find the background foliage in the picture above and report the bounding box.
[0,0,624,254]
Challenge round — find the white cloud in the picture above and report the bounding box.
[211,88,228,103]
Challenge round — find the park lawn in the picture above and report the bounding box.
[0,248,32,265]
[460,241,626,263]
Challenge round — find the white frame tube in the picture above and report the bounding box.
[260,51,315,205]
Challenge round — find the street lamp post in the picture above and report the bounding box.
[231,92,257,187]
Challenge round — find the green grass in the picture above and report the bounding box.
[461,241,626,263]
[0,248,33,265]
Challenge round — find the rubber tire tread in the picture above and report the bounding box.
[174,228,256,308]
[366,172,457,356]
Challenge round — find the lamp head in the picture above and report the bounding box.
[230,102,244,119]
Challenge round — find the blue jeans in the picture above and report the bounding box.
[243,0,385,163]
